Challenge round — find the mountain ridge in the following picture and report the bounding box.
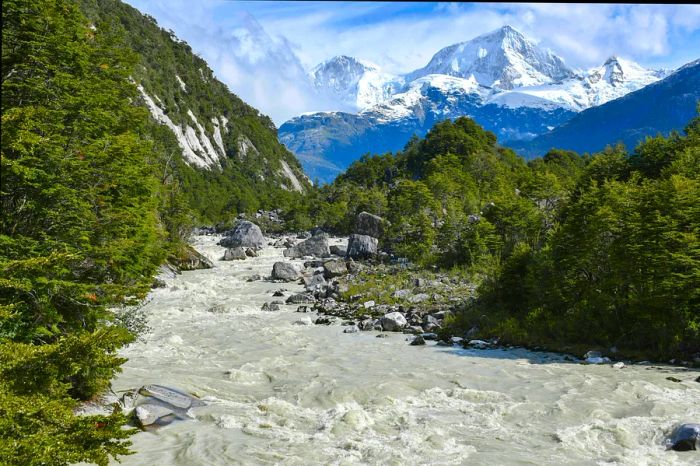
[281,25,676,182]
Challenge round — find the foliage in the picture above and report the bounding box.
[0,0,170,463]
[302,111,700,361]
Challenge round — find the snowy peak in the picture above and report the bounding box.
[406,25,574,90]
[311,55,400,110]
[588,55,662,87]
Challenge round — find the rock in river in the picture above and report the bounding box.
[284,234,330,259]
[380,312,407,332]
[222,247,247,261]
[120,384,205,430]
[271,262,300,281]
[219,221,265,249]
[666,423,699,451]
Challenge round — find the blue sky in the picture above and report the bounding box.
[125,1,700,124]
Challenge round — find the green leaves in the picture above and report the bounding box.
[1,0,171,463]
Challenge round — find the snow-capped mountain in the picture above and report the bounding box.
[280,73,575,182]
[281,25,680,183]
[310,56,402,110]
[494,55,671,111]
[511,59,700,157]
[405,25,574,90]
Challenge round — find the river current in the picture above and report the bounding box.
[109,235,699,465]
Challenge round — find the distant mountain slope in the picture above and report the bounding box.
[79,0,310,220]
[510,59,700,158]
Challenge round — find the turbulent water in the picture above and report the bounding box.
[110,235,699,465]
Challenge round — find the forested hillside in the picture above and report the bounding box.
[0,0,309,464]
[78,0,310,223]
[290,112,700,360]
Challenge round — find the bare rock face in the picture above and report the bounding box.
[220,221,264,249]
[346,234,378,260]
[271,262,300,282]
[283,234,330,259]
[355,211,387,238]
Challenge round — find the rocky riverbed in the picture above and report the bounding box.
[107,233,700,465]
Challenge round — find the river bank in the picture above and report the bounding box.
[108,234,699,465]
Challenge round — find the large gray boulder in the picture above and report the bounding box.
[356,212,387,238]
[271,262,300,281]
[380,312,407,332]
[346,234,378,260]
[219,221,264,249]
[323,259,348,278]
[222,247,247,261]
[283,234,330,259]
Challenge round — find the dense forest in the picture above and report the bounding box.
[288,113,700,360]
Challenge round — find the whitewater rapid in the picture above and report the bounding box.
[110,235,699,465]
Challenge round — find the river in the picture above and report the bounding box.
[109,234,699,465]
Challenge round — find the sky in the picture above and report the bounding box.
[125,1,700,125]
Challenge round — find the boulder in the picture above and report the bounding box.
[380,312,407,332]
[284,234,330,259]
[304,273,327,291]
[293,315,314,326]
[410,335,426,346]
[171,245,213,271]
[222,247,247,261]
[356,211,388,238]
[123,385,204,430]
[261,302,281,312]
[286,293,315,304]
[423,315,440,326]
[330,245,347,256]
[219,221,264,249]
[323,259,348,278]
[467,339,490,349]
[245,248,258,257]
[666,423,699,451]
[359,319,375,331]
[583,350,611,364]
[343,325,360,333]
[271,262,300,282]
[346,234,378,260]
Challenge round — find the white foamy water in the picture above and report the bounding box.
[110,235,699,465]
